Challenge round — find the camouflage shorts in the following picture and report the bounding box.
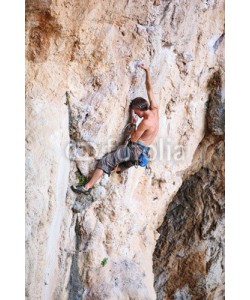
[96,141,150,175]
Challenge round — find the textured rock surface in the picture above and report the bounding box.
[25,0,224,299]
[153,140,225,300]
[153,72,225,300]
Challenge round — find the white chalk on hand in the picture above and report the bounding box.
[136,60,144,68]
[129,60,144,73]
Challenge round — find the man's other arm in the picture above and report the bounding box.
[130,122,147,142]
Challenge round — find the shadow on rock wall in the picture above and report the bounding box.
[153,71,225,300]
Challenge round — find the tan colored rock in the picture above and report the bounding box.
[25,0,224,299]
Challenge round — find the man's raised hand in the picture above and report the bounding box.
[137,62,148,71]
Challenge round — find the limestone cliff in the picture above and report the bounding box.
[153,75,225,299]
[25,0,224,299]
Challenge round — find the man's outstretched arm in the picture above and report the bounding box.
[139,63,158,110]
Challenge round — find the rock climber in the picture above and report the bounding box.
[71,63,159,195]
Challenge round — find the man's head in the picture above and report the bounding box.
[130,97,149,117]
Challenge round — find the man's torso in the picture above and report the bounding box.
[138,108,159,145]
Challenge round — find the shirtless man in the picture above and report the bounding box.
[71,64,159,195]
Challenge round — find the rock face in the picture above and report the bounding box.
[153,72,225,300]
[25,0,224,299]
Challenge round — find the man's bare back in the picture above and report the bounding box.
[137,108,159,145]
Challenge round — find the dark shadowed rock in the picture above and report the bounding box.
[206,74,225,136]
[153,141,225,300]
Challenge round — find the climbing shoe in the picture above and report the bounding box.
[71,184,92,195]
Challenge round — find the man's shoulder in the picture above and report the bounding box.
[149,107,159,119]
[150,105,159,111]
[140,118,152,128]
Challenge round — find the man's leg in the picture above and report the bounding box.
[85,168,103,189]
[72,144,132,194]
[116,161,135,174]
[86,144,136,185]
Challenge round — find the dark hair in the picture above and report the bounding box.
[130,97,149,111]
